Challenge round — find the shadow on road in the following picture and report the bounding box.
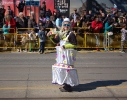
[73,80,127,92]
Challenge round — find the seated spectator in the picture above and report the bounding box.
[16,12,28,33]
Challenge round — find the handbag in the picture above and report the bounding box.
[107,32,113,36]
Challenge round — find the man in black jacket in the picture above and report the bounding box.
[16,0,25,13]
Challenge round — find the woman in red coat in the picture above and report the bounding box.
[4,15,16,47]
[5,15,16,34]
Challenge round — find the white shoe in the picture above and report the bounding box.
[120,51,125,53]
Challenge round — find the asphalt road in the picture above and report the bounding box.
[0,51,127,100]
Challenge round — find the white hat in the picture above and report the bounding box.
[63,18,70,22]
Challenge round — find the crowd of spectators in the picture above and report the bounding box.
[0,0,127,52]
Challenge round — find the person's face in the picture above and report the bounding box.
[89,10,92,14]
[63,21,70,31]
[20,14,24,18]
[74,10,77,13]
[95,18,99,22]
[8,7,10,9]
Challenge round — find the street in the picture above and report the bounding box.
[0,51,127,100]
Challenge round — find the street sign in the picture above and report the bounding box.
[25,1,40,6]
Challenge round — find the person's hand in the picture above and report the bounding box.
[110,24,112,27]
[95,27,98,30]
[55,34,58,38]
[47,31,52,36]
[61,45,65,49]
[8,21,10,25]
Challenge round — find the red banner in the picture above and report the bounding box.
[1,0,54,16]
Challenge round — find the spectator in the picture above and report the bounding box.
[5,15,16,33]
[54,9,61,21]
[87,10,94,21]
[16,12,28,33]
[120,24,127,53]
[45,9,52,19]
[118,16,125,27]
[7,6,13,17]
[2,23,11,47]
[70,8,80,23]
[38,26,46,54]
[55,15,62,29]
[16,0,25,13]
[0,5,6,19]
[28,29,37,51]
[82,19,92,33]
[50,16,56,28]
[45,18,53,28]
[103,18,114,51]
[39,14,46,26]
[91,16,103,51]
[28,15,37,28]
[4,15,16,47]
[39,1,46,16]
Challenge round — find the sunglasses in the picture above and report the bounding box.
[63,24,70,27]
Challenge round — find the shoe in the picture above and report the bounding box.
[109,48,113,51]
[120,51,125,53]
[104,48,108,51]
[63,84,72,92]
[59,87,68,92]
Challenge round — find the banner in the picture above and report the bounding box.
[54,0,70,17]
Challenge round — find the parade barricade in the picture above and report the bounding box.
[0,28,16,51]
[0,27,127,52]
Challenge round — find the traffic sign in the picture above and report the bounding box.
[25,1,40,6]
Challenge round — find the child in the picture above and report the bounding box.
[121,24,127,53]
[38,26,46,54]
[29,29,36,52]
[2,23,11,47]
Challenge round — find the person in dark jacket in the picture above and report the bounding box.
[16,12,28,33]
[28,15,37,28]
[44,18,53,28]
[16,0,25,13]
[38,26,46,54]
[0,5,6,19]
[39,1,46,16]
